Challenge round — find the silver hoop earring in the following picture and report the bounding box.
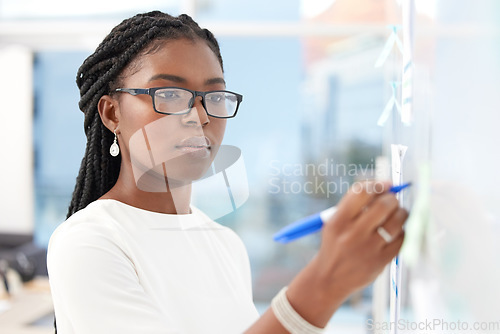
[110,129,120,157]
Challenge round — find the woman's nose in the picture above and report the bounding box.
[181,97,209,127]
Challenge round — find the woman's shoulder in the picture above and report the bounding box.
[46,201,138,288]
[54,200,119,232]
[48,200,125,252]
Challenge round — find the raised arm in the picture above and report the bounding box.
[245,181,407,333]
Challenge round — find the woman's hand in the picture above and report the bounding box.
[318,180,406,293]
[286,181,408,327]
[246,181,408,333]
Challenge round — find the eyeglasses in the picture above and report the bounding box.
[114,86,242,118]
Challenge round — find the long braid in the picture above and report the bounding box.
[65,11,224,219]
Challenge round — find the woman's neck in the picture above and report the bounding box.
[100,166,193,215]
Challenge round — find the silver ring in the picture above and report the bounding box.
[377,226,393,243]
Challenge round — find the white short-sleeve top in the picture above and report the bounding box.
[47,199,259,334]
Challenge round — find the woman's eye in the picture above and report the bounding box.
[207,93,225,103]
[157,90,181,99]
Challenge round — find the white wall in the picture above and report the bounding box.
[0,46,33,234]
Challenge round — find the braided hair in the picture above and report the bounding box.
[57,11,223,333]
[66,11,224,219]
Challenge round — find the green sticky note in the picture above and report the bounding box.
[401,161,431,267]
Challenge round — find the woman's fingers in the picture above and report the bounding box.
[319,181,409,291]
[333,180,392,225]
[352,193,399,232]
[380,230,405,263]
[352,192,408,250]
[375,208,408,247]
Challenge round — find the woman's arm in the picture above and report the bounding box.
[245,181,407,333]
[48,181,405,334]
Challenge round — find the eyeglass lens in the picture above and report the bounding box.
[154,88,238,117]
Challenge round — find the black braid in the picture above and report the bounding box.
[66,11,223,220]
[58,11,224,333]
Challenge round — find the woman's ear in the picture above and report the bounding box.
[98,95,120,132]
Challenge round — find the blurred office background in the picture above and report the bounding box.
[1,0,500,333]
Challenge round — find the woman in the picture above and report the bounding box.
[47,11,407,334]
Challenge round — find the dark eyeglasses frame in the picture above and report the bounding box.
[113,86,243,119]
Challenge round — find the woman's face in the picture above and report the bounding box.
[114,38,227,191]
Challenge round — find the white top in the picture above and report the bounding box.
[47,199,259,334]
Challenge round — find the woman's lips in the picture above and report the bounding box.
[175,136,211,158]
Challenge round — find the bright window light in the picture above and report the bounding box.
[0,0,178,18]
[300,0,336,19]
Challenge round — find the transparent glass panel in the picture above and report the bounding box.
[33,51,87,247]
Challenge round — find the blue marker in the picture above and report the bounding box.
[273,182,411,243]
